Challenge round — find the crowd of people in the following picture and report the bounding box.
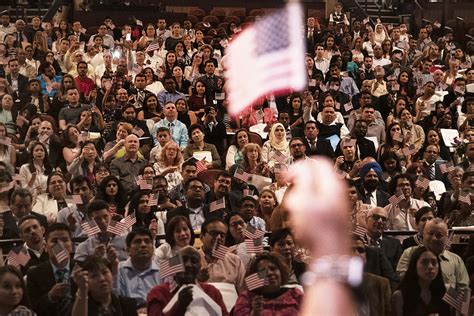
[0,2,473,315]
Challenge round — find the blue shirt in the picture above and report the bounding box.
[116,258,161,306]
[152,118,188,148]
[157,90,185,108]
[37,75,63,98]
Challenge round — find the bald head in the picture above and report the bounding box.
[125,134,139,155]
[422,218,448,255]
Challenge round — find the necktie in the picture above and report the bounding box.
[309,139,316,150]
[429,165,435,180]
[138,90,144,105]
[168,122,174,135]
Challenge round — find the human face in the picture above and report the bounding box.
[400,109,412,124]
[240,199,257,222]
[174,220,191,247]
[423,221,448,255]
[165,145,178,161]
[175,99,187,113]
[390,124,401,138]
[363,170,379,191]
[82,143,97,161]
[321,106,336,124]
[89,209,110,232]
[105,180,118,196]
[417,251,439,283]
[125,135,139,153]
[423,145,439,164]
[260,191,276,210]
[417,212,434,234]
[163,103,177,118]
[20,218,44,245]
[257,259,282,292]
[128,233,154,261]
[32,144,46,161]
[1,94,13,110]
[272,235,295,263]
[72,181,92,205]
[290,140,305,158]
[181,166,197,182]
[175,249,200,284]
[273,125,285,141]
[172,66,183,77]
[0,272,23,310]
[228,214,246,242]
[48,175,66,199]
[384,158,397,172]
[66,89,80,104]
[278,113,290,127]
[195,81,205,95]
[88,265,113,299]
[116,126,129,140]
[122,107,136,121]
[366,209,387,238]
[157,131,170,147]
[305,123,318,140]
[291,98,301,110]
[396,177,412,198]
[214,176,231,195]
[10,195,33,219]
[77,63,87,77]
[67,127,80,145]
[202,221,227,252]
[236,131,248,148]
[205,62,215,75]
[362,107,375,122]
[354,121,368,138]
[246,146,259,162]
[185,180,204,202]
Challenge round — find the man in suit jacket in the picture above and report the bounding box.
[27,223,76,316]
[1,188,48,243]
[303,120,335,158]
[357,162,390,207]
[17,215,49,276]
[305,17,322,54]
[205,171,240,216]
[198,60,224,101]
[365,207,402,270]
[360,273,391,316]
[167,178,224,231]
[6,58,29,101]
[422,144,447,184]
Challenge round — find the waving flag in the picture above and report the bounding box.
[245,238,264,253]
[159,255,184,279]
[389,193,404,205]
[51,243,69,264]
[123,213,137,229]
[245,270,269,291]
[442,286,470,314]
[81,220,101,237]
[7,247,30,268]
[226,2,307,115]
[243,226,266,239]
[210,198,226,213]
[212,243,230,260]
[106,220,127,235]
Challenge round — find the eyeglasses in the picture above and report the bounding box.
[188,185,204,191]
[371,214,387,222]
[290,143,304,148]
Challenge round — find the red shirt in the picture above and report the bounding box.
[75,76,96,97]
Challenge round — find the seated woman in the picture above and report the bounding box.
[176,98,198,129]
[257,189,279,229]
[67,140,101,186]
[183,123,221,169]
[234,252,304,315]
[128,190,164,238]
[103,122,133,162]
[147,246,229,315]
[225,129,249,170]
[61,124,82,166]
[72,256,138,316]
[154,215,195,262]
[377,122,409,168]
[261,123,289,168]
[153,141,183,191]
[19,141,52,201]
[401,207,434,250]
[391,246,450,316]
[0,265,35,315]
[187,79,211,116]
[92,162,110,193]
[269,228,307,286]
[225,211,253,266]
[399,108,425,154]
[32,171,69,224]
[95,175,128,216]
[242,143,272,178]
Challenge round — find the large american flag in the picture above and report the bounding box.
[226,3,307,115]
[159,255,184,279]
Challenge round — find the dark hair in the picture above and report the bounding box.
[0,266,30,308]
[69,175,92,192]
[224,211,244,246]
[182,158,197,170]
[232,129,249,148]
[186,123,206,141]
[95,176,127,214]
[398,246,447,315]
[18,214,42,229]
[183,177,204,191]
[388,173,415,195]
[45,223,71,241]
[10,188,33,205]
[245,252,290,289]
[26,142,53,176]
[165,215,195,247]
[128,190,152,215]
[93,162,110,175]
[379,151,403,173]
[78,255,112,272]
[46,171,66,190]
[414,206,434,224]
[201,217,226,236]
[86,199,109,217]
[126,227,153,247]
[268,228,294,247]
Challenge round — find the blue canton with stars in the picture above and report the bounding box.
[254,9,290,56]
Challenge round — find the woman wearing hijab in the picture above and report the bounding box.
[261,123,290,168]
[374,23,389,45]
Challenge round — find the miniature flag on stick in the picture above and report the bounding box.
[273,150,287,164]
[442,286,470,314]
[353,225,367,239]
[234,168,251,182]
[389,193,404,205]
[106,220,127,235]
[243,226,266,239]
[212,243,230,260]
[245,238,264,253]
[210,198,226,212]
[439,162,455,174]
[195,159,207,174]
[145,39,161,52]
[123,213,137,229]
[415,176,430,190]
[226,2,307,115]
[148,194,158,206]
[81,220,101,237]
[159,255,184,279]
[51,243,69,264]
[7,247,30,268]
[402,144,417,156]
[245,270,269,291]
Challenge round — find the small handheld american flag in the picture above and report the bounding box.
[210,198,226,212]
[7,247,30,268]
[195,159,207,174]
[442,286,470,314]
[245,238,264,254]
[145,39,161,52]
[439,162,455,174]
[106,220,127,235]
[81,220,101,237]
[234,168,251,182]
[273,150,287,164]
[243,226,266,239]
[159,255,185,279]
[415,176,430,190]
[51,243,69,264]
[123,213,137,229]
[353,225,367,239]
[212,243,230,260]
[245,269,269,291]
[388,193,404,206]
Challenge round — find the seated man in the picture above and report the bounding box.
[147,246,229,315]
[197,218,246,293]
[168,159,211,205]
[116,227,161,307]
[397,218,469,293]
[167,178,218,231]
[205,171,240,214]
[74,199,128,262]
[27,223,75,316]
[17,215,49,275]
[238,195,266,231]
